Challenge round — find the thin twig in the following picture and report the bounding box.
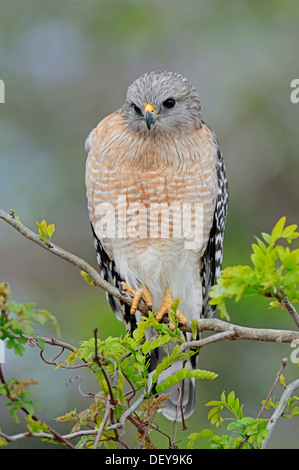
[178,380,187,431]
[26,335,91,369]
[262,378,299,449]
[257,358,288,419]
[93,400,111,449]
[27,334,76,352]
[238,357,288,449]
[149,421,174,449]
[283,296,299,329]
[67,375,96,398]
[268,290,299,328]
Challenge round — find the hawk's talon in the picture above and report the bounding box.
[176,311,188,326]
[155,285,188,329]
[119,282,125,295]
[165,309,188,331]
[120,282,153,315]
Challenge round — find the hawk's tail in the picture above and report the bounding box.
[149,347,197,422]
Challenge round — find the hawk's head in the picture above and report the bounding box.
[123,70,202,135]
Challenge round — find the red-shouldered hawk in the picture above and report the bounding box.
[85,70,228,421]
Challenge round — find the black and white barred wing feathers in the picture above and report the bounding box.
[201,141,228,318]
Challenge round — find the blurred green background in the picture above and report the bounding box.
[0,0,299,449]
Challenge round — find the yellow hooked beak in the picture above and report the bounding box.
[144,102,156,130]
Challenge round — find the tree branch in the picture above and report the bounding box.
[283,297,299,329]
[0,208,138,311]
[238,357,288,449]
[192,317,299,345]
[1,208,299,347]
[262,378,299,449]
[268,290,299,328]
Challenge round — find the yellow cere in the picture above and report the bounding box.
[144,102,156,114]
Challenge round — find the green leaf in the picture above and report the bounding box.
[290,406,299,417]
[149,334,171,351]
[36,220,55,245]
[25,415,50,434]
[36,338,45,350]
[187,429,214,448]
[80,271,96,286]
[151,345,180,384]
[261,232,271,244]
[268,300,281,309]
[226,422,240,431]
[207,406,223,427]
[188,369,218,380]
[208,217,299,317]
[46,223,55,240]
[282,224,299,240]
[141,339,150,355]
[227,391,236,408]
[191,318,198,341]
[0,432,8,446]
[254,237,267,253]
[176,350,198,361]
[13,343,26,356]
[188,429,213,440]
[155,365,189,393]
[271,217,286,243]
[156,366,217,394]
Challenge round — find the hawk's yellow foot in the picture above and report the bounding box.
[120,282,153,315]
[156,285,188,330]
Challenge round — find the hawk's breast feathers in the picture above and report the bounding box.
[86,112,227,322]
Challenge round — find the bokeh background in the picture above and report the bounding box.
[0,0,299,449]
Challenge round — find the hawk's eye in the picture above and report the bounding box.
[163,98,176,109]
[132,103,142,116]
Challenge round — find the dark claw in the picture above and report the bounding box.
[119,282,124,295]
[148,305,153,312]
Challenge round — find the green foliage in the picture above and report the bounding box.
[188,382,299,449]
[1,217,299,448]
[57,311,217,448]
[209,217,299,319]
[0,283,60,425]
[188,391,269,449]
[283,396,299,419]
[261,394,299,419]
[66,310,216,399]
[167,297,181,333]
[25,415,50,436]
[0,284,217,448]
[36,219,55,246]
[0,432,8,447]
[206,390,243,427]
[0,282,60,356]
[0,377,39,423]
